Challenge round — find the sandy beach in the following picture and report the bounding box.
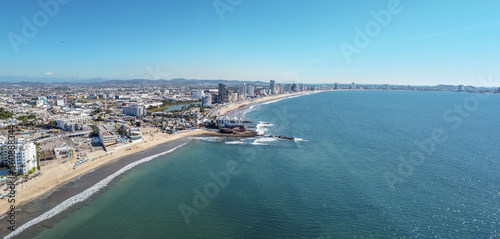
[0,128,208,215]
[0,91,315,216]
[218,91,312,116]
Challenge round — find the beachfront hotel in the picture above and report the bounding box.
[0,137,37,175]
[96,124,118,146]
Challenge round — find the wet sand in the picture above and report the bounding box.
[0,91,321,238]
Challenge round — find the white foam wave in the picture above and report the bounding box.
[5,143,188,239]
[225,141,246,145]
[255,121,273,135]
[251,137,278,145]
[260,98,284,105]
[191,137,222,142]
[293,138,309,142]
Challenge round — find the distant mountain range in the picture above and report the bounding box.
[0,76,268,86]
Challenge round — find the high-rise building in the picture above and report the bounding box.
[299,84,304,92]
[122,105,145,117]
[352,82,356,90]
[457,85,464,92]
[247,85,255,97]
[334,83,338,90]
[202,94,213,106]
[218,83,226,103]
[196,90,204,99]
[278,84,284,94]
[0,137,37,175]
[239,83,247,101]
[270,80,276,95]
[291,83,297,92]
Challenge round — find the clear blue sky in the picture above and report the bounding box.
[1,0,499,86]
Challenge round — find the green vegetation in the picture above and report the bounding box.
[0,108,13,119]
[16,114,37,121]
[91,124,99,137]
[27,167,36,175]
[91,108,102,115]
[146,100,201,113]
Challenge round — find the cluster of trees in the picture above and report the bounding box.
[27,166,37,175]
[91,108,102,115]
[0,108,13,119]
[146,100,201,113]
[16,115,37,121]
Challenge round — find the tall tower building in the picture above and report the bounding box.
[352,82,356,90]
[239,83,247,101]
[270,80,276,95]
[218,83,226,103]
[247,85,255,97]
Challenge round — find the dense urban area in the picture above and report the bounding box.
[0,79,498,178]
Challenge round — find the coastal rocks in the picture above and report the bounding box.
[219,128,233,134]
[204,130,258,137]
[267,135,295,140]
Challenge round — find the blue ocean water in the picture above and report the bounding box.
[29,91,500,238]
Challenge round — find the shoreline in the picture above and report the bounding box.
[0,136,195,238]
[0,90,320,238]
[0,129,209,216]
[218,91,315,116]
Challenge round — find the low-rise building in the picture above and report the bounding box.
[55,115,92,131]
[120,124,142,140]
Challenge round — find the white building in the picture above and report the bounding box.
[195,90,204,99]
[36,96,47,107]
[0,137,37,175]
[122,105,145,117]
[247,85,255,97]
[55,98,66,106]
[55,115,92,131]
[228,93,239,103]
[121,124,142,140]
[215,115,243,128]
[270,80,275,95]
[239,83,247,101]
[96,124,118,146]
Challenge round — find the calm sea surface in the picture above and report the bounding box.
[29,91,500,238]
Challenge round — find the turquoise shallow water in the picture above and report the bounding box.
[30,91,500,238]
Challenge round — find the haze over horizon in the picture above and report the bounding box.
[1,0,499,86]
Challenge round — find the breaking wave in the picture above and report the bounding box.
[5,143,189,239]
